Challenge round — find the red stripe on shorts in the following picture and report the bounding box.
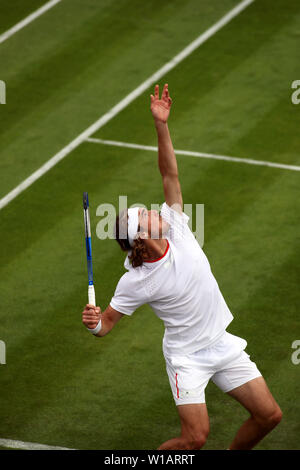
[175,373,179,398]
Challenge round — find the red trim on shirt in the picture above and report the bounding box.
[144,240,169,263]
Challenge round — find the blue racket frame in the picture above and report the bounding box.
[83,192,94,286]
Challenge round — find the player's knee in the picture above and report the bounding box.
[255,405,282,430]
[268,406,283,428]
[188,431,208,450]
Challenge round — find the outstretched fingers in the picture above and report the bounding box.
[163,84,172,107]
[151,83,172,111]
[162,83,169,99]
[152,83,170,100]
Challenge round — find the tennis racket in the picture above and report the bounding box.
[83,192,96,306]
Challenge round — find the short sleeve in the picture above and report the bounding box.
[110,272,148,316]
[160,202,190,243]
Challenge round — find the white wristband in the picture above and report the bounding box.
[87,318,102,335]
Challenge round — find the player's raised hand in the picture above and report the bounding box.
[150,84,172,123]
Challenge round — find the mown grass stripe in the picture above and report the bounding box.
[0,0,254,211]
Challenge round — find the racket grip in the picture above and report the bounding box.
[88,285,96,306]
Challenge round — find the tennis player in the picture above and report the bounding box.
[82,84,282,450]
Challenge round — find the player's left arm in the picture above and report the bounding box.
[150,84,183,214]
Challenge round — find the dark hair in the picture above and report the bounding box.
[114,209,147,268]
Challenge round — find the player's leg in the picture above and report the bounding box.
[158,403,209,450]
[226,376,282,450]
[160,352,211,450]
[211,333,282,449]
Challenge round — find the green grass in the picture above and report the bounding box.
[0,0,48,34]
[0,0,237,199]
[0,0,299,450]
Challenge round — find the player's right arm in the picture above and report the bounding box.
[82,304,124,337]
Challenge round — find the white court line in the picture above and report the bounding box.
[0,0,62,45]
[0,0,254,210]
[86,137,300,172]
[0,438,75,450]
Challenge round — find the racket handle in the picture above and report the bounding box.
[88,285,96,306]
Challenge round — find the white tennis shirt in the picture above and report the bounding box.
[110,202,233,355]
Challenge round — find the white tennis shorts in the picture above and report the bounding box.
[165,331,262,406]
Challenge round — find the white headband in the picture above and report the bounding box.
[128,207,140,247]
